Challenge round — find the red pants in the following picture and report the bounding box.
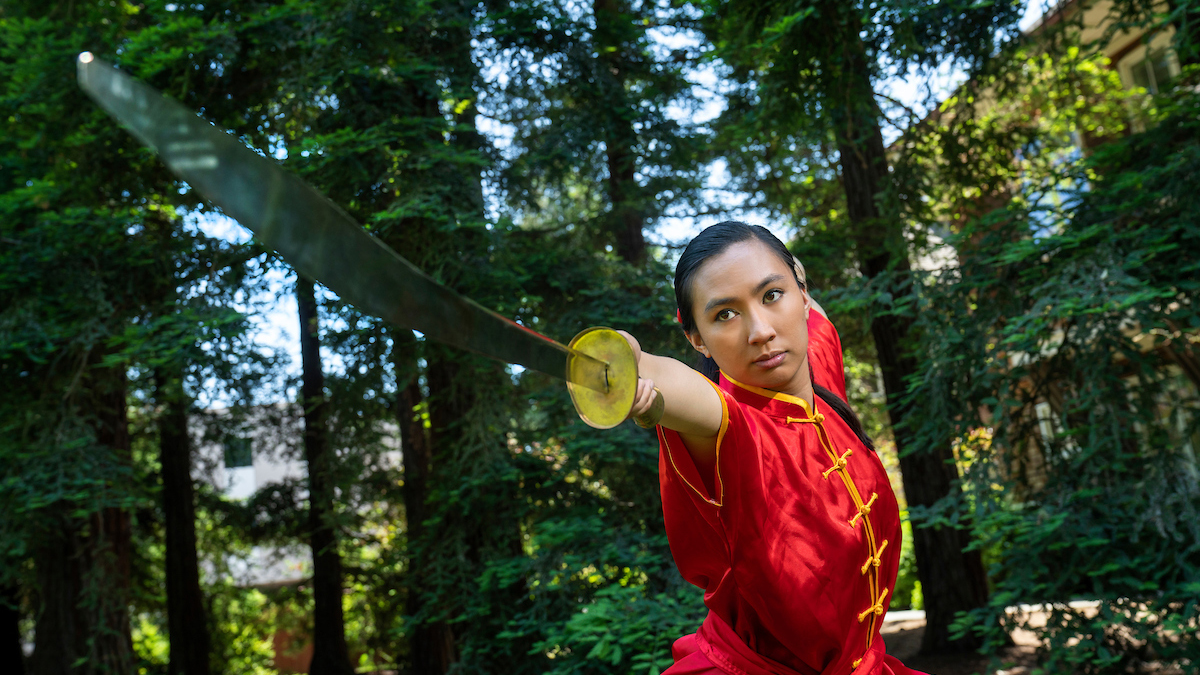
[664,612,926,675]
[666,633,723,674]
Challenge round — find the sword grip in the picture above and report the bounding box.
[634,387,665,429]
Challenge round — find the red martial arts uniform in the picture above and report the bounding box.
[656,318,923,675]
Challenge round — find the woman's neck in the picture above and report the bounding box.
[779,362,815,411]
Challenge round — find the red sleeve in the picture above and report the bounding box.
[657,376,729,503]
[657,379,734,590]
[807,311,848,402]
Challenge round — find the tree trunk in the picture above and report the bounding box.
[830,19,988,654]
[383,69,460,671]
[1,584,22,674]
[605,126,646,264]
[594,0,646,264]
[33,363,135,673]
[86,365,135,673]
[418,355,468,671]
[445,0,487,218]
[155,367,210,675]
[392,332,456,675]
[86,508,134,672]
[31,516,85,675]
[297,277,355,675]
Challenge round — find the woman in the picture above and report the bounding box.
[622,222,921,675]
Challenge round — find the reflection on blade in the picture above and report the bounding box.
[76,53,608,392]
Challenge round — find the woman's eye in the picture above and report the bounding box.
[715,309,735,322]
[764,289,783,303]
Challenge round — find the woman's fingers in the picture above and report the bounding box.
[629,377,656,417]
[631,381,664,429]
[631,378,650,415]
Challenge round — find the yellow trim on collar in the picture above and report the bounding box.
[720,371,815,414]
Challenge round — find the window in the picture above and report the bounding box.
[223,437,256,499]
[1035,402,1057,445]
[223,437,253,468]
[1129,48,1175,93]
[1035,401,1078,457]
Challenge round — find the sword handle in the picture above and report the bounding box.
[634,387,665,429]
[567,327,639,429]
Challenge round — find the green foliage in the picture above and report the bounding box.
[706,0,1025,237]
[405,233,692,674]
[206,585,280,675]
[896,43,1147,233]
[535,584,707,675]
[905,78,1200,672]
[481,0,708,251]
[889,518,921,612]
[3,2,308,670]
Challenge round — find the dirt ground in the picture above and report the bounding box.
[881,616,1187,675]
[880,619,1039,675]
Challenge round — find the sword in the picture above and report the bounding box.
[76,52,662,430]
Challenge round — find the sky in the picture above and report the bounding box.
[190,1,1051,406]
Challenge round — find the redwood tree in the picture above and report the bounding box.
[156,366,210,675]
[297,276,356,675]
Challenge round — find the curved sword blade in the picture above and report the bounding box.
[76,53,607,391]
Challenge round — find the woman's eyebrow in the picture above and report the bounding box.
[704,296,735,313]
[703,273,787,313]
[754,273,786,293]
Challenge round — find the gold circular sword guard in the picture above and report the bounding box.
[566,327,639,429]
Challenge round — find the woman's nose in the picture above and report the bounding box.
[746,307,776,345]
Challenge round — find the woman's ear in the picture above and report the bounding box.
[685,329,709,358]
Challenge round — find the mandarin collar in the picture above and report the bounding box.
[719,371,819,420]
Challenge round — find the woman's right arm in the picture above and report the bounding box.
[619,332,723,472]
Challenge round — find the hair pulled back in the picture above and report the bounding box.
[673,221,875,451]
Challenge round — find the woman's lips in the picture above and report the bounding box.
[754,351,787,368]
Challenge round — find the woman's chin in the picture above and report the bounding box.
[746,363,808,396]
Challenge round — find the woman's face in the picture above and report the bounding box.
[686,239,811,396]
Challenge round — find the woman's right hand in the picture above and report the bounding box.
[629,376,659,421]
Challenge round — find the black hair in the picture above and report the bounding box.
[674,221,875,451]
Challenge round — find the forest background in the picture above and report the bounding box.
[2,0,1198,674]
